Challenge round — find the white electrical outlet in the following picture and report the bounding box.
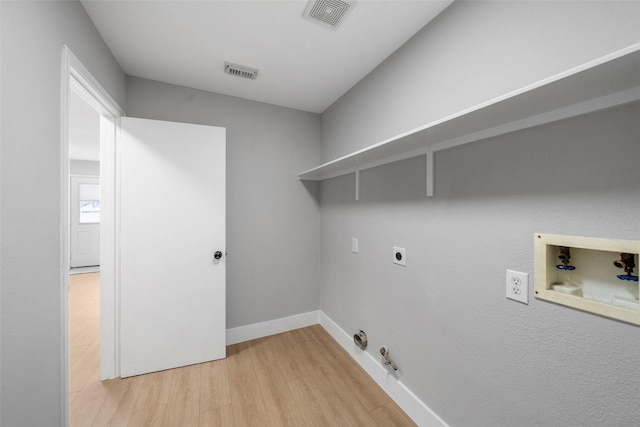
[352,238,359,254]
[506,270,528,304]
[393,247,406,266]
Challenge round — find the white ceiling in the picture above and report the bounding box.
[81,0,454,113]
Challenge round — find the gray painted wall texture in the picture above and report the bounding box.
[126,77,322,329]
[0,1,126,425]
[70,160,100,176]
[319,2,640,426]
[321,103,640,426]
[321,0,640,161]
[2,1,639,425]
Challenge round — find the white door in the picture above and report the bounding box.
[119,117,226,378]
[70,176,100,268]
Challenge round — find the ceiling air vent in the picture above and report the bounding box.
[224,62,258,80]
[302,0,357,31]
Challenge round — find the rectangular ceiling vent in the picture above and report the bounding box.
[303,0,357,31]
[224,62,258,80]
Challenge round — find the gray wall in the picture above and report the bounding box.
[321,103,640,426]
[319,2,640,426]
[2,1,638,425]
[321,0,640,161]
[70,160,100,176]
[0,1,126,424]
[126,77,322,329]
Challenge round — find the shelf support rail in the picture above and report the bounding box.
[426,150,434,198]
[353,153,432,201]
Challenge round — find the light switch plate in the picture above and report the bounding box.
[506,269,528,304]
[393,247,406,266]
[352,238,359,254]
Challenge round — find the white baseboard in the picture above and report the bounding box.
[226,310,320,345]
[69,266,100,275]
[226,310,447,426]
[318,311,449,427]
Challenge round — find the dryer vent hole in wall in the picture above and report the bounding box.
[353,330,367,350]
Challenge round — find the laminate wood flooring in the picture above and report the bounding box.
[70,273,416,426]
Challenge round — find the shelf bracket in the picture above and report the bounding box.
[355,170,360,201]
[426,150,434,198]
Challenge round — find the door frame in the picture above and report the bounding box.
[61,46,124,424]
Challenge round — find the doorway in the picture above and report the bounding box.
[69,87,101,272]
[61,46,124,425]
[68,84,102,408]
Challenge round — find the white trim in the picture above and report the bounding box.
[113,117,123,377]
[298,43,640,183]
[226,311,320,345]
[60,47,72,427]
[318,311,449,427]
[61,45,124,424]
[99,115,119,379]
[66,48,124,118]
[226,310,448,426]
[69,173,100,179]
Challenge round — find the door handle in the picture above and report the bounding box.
[214,251,223,260]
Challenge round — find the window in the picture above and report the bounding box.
[79,183,100,224]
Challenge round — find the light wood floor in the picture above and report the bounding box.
[70,273,416,426]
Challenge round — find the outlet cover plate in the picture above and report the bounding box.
[393,247,406,266]
[506,269,528,304]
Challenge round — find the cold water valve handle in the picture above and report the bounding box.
[556,246,576,271]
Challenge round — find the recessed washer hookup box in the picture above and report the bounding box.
[534,233,640,326]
